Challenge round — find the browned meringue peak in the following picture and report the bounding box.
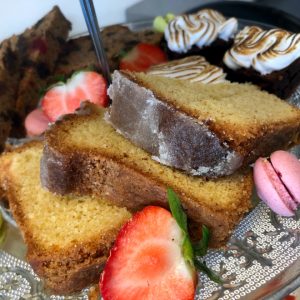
[224,26,300,75]
[165,9,238,53]
[147,56,227,84]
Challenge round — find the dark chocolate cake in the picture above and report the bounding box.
[55,25,163,75]
[162,9,237,65]
[223,26,300,99]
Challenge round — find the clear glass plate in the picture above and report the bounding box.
[1,16,300,300]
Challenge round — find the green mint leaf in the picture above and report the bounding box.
[193,225,210,257]
[167,188,188,233]
[194,260,223,284]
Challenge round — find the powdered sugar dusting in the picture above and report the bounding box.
[107,71,243,177]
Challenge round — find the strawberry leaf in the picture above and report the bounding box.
[0,215,7,246]
[167,188,188,232]
[193,225,210,257]
[194,260,223,284]
[167,188,223,285]
[167,188,194,266]
[182,235,194,267]
[52,74,66,83]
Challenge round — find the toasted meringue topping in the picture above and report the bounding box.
[224,26,300,75]
[148,56,227,84]
[164,9,238,53]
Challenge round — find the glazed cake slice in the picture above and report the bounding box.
[107,71,300,177]
[0,142,131,294]
[41,104,253,247]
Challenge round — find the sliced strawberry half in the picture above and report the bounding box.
[119,43,167,72]
[25,108,50,137]
[100,206,196,300]
[41,71,108,122]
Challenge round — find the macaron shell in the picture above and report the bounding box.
[25,108,50,137]
[270,150,300,204]
[253,158,295,217]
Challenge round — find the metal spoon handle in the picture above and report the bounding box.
[80,0,112,85]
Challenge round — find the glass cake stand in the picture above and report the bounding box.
[1,4,300,299]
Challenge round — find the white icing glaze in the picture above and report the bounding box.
[164,9,238,53]
[223,26,300,75]
[148,56,227,84]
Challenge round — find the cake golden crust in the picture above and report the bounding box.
[41,105,253,248]
[0,141,131,294]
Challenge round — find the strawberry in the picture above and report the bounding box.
[41,71,108,122]
[100,206,196,300]
[25,108,50,136]
[119,43,167,72]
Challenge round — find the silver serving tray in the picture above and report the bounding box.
[1,16,300,300]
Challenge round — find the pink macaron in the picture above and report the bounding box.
[25,108,50,137]
[253,150,300,217]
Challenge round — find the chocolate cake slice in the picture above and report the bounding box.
[55,25,163,76]
[0,6,71,140]
[14,6,71,124]
[54,36,99,76]
[161,9,238,65]
[223,26,300,99]
[0,38,20,150]
[107,71,300,177]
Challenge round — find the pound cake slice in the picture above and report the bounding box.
[41,104,253,247]
[107,71,300,177]
[0,142,131,294]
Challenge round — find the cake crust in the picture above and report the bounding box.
[0,142,130,294]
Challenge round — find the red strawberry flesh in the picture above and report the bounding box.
[41,71,108,121]
[100,206,196,300]
[25,108,50,136]
[119,43,167,72]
